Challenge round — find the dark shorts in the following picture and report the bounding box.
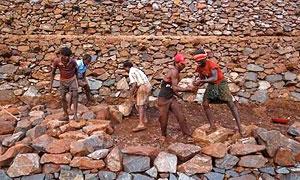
[203,80,233,104]
[60,77,78,96]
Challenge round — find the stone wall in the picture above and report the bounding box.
[1,0,299,36]
[0,0,300,104]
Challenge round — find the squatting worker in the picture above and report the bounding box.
[157,53,195,141]
[50,47,79,121]
[123,60,152,132]
[192,48,244,136]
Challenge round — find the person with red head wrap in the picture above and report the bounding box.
[157,53,194,142]
[192,48,244,136]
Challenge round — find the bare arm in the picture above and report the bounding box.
[49,64,57,92]
[196,69,218,84]
[169,69,193,93]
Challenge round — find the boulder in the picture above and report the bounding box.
[59,169,84,180]
[215,154,239,170]
[255,128,300,157]
[0,144,32,167]
[193,126,234,146]
[154,152,177,173]
[238,155,268,168]
[7,153,40,178]
[87,149,110,160]
[70,133,113,156]
[106,147,123,172]
[230,144,266,156]
[122,146,160,159]
[178,154,212,175]
[167,143,201,161]
[274,147,296,166]
[123,155,150,173]
[40,153,72,165]
[98,171,117,180]
[202,143,227,158]
[70,157,105,170]
[2,132,25,147]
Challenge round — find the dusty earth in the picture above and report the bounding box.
[112,99,300,149]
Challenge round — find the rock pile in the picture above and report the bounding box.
[0,104,299,179]
[0,0,298,36]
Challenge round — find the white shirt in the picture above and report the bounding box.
[129,67,150,86]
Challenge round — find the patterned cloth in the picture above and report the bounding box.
[203,80,233,103]
[129,67,151,86]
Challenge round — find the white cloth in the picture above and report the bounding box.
[129,67,150,87]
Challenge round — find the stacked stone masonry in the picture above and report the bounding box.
[0,0,300,104]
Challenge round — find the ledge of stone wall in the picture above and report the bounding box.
[0,35,300,104]
[0,0,299,36]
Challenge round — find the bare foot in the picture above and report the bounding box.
[73,114,78,121]
[132,124,147,132]
[59,114,69,121]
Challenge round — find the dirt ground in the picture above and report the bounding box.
[112,99,300,149]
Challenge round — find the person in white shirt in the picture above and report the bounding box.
[123,60,152,132]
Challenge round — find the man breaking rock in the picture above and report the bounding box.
[157,53,194,141]
[123,60,152,132]
[192,48,244,136]
[50,47,78,120]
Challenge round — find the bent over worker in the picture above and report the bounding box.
[192,48,244,136]
[157,53,194,140]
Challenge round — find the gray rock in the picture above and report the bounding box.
[266,74,283,83]
[237,91,251,98]
[276,167,289,174]
[154,152,177,173]
[250,90,268,103]
[244,81,258,88]
[167,143,201,162]
[287,122,300,136]
[225,170,239,177]
[2,131,25,147]
[244,72,257,81]
[259,167,276,175]
[215,154,239,170]
[16,119,32,132]
[238,155,268,168]
[98,171,116,180]
[291,92,300,101]
[255,128,300,157]
[116,172,132,180]
[21,174,45,180]
[284,71,297,81]
[26,125,47,140]
[260,173,275,180]
[280,172,300,180]
[123,155,151,173]
[213,167,225,174]
[247,64,264,72]
[145,167,158,178]
[177,173,193,180]
[276,46,294,55]
[23,86,40,97]
[82,111,96,120]
[103,79,115,87]
[204,172,224,180]
[229,174,256,180]
[87,149,110,160]
[258,81,271,90]
[0,64,18,75]
[59,169,84,180]
[132,174,154,180]
[169,174,177,180]
[87,78,102,90]
[0,170,12,180]
[85,173,98,180]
